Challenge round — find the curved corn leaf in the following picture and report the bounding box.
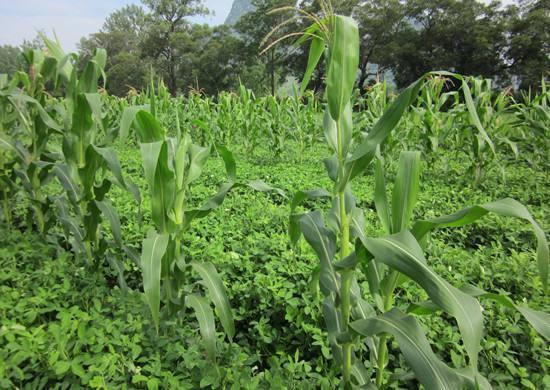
[326,15,359,121]
[461,284,550,340]
[301,37,325,95]
[191,261,234,340]
[141,230,169,333]
[289,188,332,244]
[53,164,80,204]
[300,211,340,294]
[120,106,147,140]
[216,145,236,183]
[412,198,549,289]
[374,155,391,234]
[363,231,483,367]
[391,151,421,234]
[186,294,217,359]
[95,199,122,246]
[351,309,474,390]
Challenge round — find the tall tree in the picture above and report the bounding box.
[141,0,209,95]
[388,0,509,87]
[0,45,21,77]
[506,0,550,90]
[236,0,297,95]
[79,5,148,96]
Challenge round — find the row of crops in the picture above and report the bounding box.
[1,16,548,389]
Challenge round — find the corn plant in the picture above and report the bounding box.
[281,9,548,389]
[0,49,63,231]
[123,89,284,358]
[39,37,140,274]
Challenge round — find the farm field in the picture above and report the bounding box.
[1,19,549,390]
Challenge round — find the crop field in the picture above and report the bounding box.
[1,15,549,390]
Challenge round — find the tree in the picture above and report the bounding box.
[506,0,550,90]
[0,45,21,76]
[141,0,209,95]
[236,0,298,95]
[388,0,509,87]
[79,5,149,96]
[353,0,406,92]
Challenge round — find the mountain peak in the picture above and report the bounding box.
[224,0,255,25]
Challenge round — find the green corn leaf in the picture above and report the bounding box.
[134,110,164,143]
[374,155,391,234]
[185,145,210,186]
[95,199,122,246]
[351,309,476,390]
[363,231,483,367]
[461,284,550,340]
[141,229,169,334]
[183,182,235,228]
[247,180,286,198]
[412,198,549,290]
[324,106,338,153]
[391,151,421,233]
[191,262,235,340]
[300,211,340,294]
[186,294,217,360]
[53,164,80,204]
[516,306,550,340]
[322,295,343,364]
[93,145,141,204]
[289,188,332,244]
[301,37,325,95]
[216,145,236,183]
[120,106,147,140]
[326,15,359,121]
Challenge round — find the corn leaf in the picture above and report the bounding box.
[326,15,359,121]
[141,230,169,333]
[412,198,549,290]
[351,309,475,390]
[191,262,235,340]
[186,294,217,359]
[363,231,483,367]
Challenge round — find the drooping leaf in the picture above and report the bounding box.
[191,262,235,340]
[141,230,169,333]
[95,199,122,246]
[363,231,483,367]
[186,294,217,360]
[301,37,325,95]
[412,198,549,289]
[300,211,340,294]
[351,309,476,390]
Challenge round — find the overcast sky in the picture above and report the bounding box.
[0,0,233,51]
[0,0,516,52]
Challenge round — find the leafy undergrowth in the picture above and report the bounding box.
[1,140,548,388]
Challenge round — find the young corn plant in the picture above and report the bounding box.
[280,8,548,389]
[41,36,140,274]
[0,48,63,231]
[123,89,284,359]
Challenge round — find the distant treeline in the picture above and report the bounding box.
[1,0,548,96]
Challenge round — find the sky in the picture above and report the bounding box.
[0,0,517,52]
[0,0,233,51]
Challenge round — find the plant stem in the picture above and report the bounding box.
[337,112,353,386]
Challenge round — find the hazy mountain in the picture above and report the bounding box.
[224,0,255,25]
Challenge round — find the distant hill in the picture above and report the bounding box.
[224,0,255,25]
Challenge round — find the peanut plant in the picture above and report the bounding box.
[281,8,548,389]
